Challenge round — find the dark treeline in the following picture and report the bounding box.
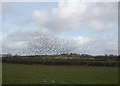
[2,53,119,67]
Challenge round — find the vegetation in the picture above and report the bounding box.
[2,54,119,67]
[3,63,118,84]
[2,54,119,84]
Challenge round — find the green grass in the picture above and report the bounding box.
[0,62,2,85]
[2,63,118,84]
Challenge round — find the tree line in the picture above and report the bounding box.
[2,54,119,67]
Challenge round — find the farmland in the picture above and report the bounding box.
[2,63,118,84]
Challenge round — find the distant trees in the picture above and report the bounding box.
[2,54,119,67]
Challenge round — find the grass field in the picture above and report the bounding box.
[2,63,118,84]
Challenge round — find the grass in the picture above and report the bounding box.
[2,63,118,84]
[0,62,2,85]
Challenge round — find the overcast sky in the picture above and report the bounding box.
[1,0,118,55]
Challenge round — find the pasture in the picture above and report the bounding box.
[2,63,118,84]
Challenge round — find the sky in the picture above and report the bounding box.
[1,0,118,55]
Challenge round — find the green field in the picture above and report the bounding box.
[2,63,118,84]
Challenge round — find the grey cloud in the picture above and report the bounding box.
[87,38,118,55]
[11,2,117,33]
[2,30,87,55]
[31,2,117,33]
[83,2,118,22]
[2,30,118,55]
[2,30,35,54]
